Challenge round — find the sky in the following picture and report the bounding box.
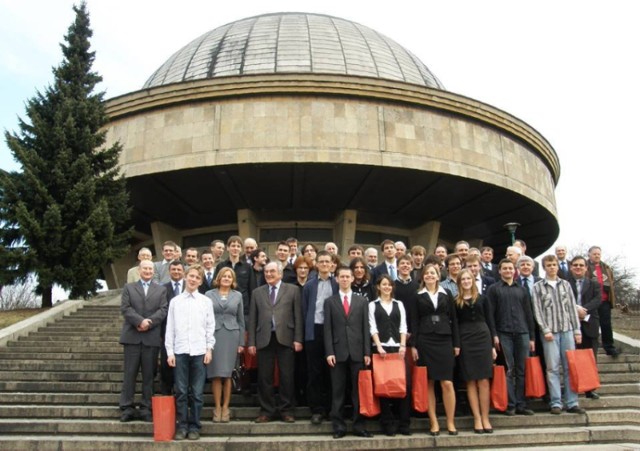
[1,0,638,283]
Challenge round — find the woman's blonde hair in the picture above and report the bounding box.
[455,268,478,308]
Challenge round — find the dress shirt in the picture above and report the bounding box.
[417,286,447,309]
[314,277,333,324]
[165,290,215,357]
[368,299,407,346]
[440,278,458,298]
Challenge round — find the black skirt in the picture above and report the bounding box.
[458,320,493,381]
[416,333,454,381]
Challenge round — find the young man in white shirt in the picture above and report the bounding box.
[165,264,215,441]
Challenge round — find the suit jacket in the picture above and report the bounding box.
[371,261,395,284]
[557,260,571,280]
[248,282,303,350]
[324,293,371,363]
[119,281,168,347]
[478,275,496,295]
[412,290,460,348]
[568,277,601,338]
[153,260,171,284]
[198,268,216,294]
[302,276,339,341]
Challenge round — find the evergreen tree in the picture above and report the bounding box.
[0,2,130,307]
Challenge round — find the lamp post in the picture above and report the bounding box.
[503,222,520,245]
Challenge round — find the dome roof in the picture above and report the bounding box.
[143,12,444,89]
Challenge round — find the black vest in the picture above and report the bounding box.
[374,301,401,344]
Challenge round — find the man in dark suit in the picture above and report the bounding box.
[569,255,602,399]
[480,246,500,279]
[556,245,571,280]
[466,255,495,294]
[198,250,216,294]
[159,260,185,395]
[119,260,168,422]
[371,239,397,284]
[248,262,303,423]
[324,265,372,439]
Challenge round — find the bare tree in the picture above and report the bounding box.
[0,275,41,310]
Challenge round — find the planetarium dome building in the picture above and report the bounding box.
[104,12,560,286]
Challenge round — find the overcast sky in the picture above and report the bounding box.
[1,0,638,281]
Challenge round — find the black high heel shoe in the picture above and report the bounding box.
[448,430,458,436]
[429,430,440,436]
[474,428,484,434]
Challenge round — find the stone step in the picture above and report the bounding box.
[17,335,120,342]
[1,344,122,352]
[0,424,638,450]
[0,351,122,360]
[1,361,124,372]
[33,327,121,333]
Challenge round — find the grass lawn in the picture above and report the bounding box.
[0,309,46,329]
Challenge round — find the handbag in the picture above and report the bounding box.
[231,355,245,393]
[412,365,429,413]
[525,355,546,398]
[358,369,381,417]
[372,353,407,398]
[490,365,508,411]
[151,395,175,442]
[243,331,258,369]
[566,348,601,393]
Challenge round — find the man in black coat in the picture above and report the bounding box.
[569,255,602,399]
[324,266,372,439]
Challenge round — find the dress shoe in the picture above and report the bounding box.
[221,407,230,423]
[483,428,494,434]
[282,415,295,423]
[310,413,323,425]
[474,428,484,434]
[119,410,136,422]
[174,429,187,441]
[353,429,373,438]
[254,415,271,423]
[516,408,535,416]
[586,391,600,400]
[398,429,412,436]
[139,412,153,423]
[606,349,620,357]
[429,430,440,436]
[333,430,346,439]
[448,430,458,436]
[187,431,200,440]
[213,407,222,423]
[504,408,516,416]
[567,406,586,414]
[550,407,562,415]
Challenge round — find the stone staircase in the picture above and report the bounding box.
[0,301,639,450]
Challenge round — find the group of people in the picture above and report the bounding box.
[119,236,617,440]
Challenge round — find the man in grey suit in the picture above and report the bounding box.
[153,240,177,284]
[248,261,303,423]
[324,265,372,439]
[119,260,168,422]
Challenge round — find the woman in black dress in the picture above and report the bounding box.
[411,263,460,435]
[455,269,496,433]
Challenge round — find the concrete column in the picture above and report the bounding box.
[333,210,357,259]
[150,221,182,253]
[410,221,441,253]
[468,239,484,250]
[237,209,258,240]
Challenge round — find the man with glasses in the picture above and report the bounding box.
[569,256,602,399]
[302,250,338,425]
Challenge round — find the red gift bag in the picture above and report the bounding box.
[566,349,601,393]
[491,365,508,411]
[152,395,175,442]
[358,369,381,417]
[412,365,429,413]
[243,332,258,369]
[525,355,546,398]
[372,353,407,398]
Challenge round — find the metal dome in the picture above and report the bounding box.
[143,12,444,89]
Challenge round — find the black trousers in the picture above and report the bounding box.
[257,333,295,418]
[598,302,616,353]
[119,344,159,412]
[305,325,331,414]
[330,357,365,433]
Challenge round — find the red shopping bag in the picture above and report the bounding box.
[491,365,508,411]
[243,332,258,369]
[412,365,429,413]
[152,395,175,442]
[372,353,407,398]
[358,369,381,417]
[566,349,601,393]
[525,355,546,398]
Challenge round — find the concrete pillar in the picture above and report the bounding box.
[468,238,484,250]
[410,221,441,253]
[150,222,182,253]
[333,210,357,259]
[237,209,258,240]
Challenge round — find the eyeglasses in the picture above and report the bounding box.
[571,263,585,267]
